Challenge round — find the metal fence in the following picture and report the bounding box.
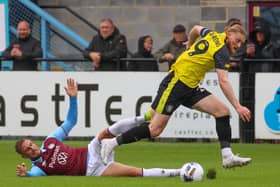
[8,0,90,70]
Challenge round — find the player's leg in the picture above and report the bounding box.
[86,137,114,176]
[101,72,179,164]
[148,112,170,137]
[193,94,251,168]
[101,162,180,177]
[100,117,154,164]
[100,116,170,165]
[108,116,147,136]
[87,137,177,177]
[98,116,147,142]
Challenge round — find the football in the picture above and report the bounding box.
[180,162,204,182]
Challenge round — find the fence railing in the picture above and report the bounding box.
[2,57,280,71]
[9,0,90,71]
[0,57,158,71]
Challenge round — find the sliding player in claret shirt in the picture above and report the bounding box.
[15,78,181,178]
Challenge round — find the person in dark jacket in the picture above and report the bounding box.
[246,18,280,72]
[83,18,128,71]
[2,20,42,71]
[128,35,158,71]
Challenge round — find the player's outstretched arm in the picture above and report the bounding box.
[216,69,251,122]
[16,163,46,177]
[47,78,78,141]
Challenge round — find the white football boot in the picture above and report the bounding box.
[222,154,252,169]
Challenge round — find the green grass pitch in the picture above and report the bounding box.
[0,140,279,187]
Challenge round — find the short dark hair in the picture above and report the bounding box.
[15,138,29,155]
[173,24,186,33]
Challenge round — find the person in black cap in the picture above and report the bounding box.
[154,24,188,70]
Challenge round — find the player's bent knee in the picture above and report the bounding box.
[148,115,169,137]
[221,107,230,116]
[98,128,114,142]
[214,106,230,117]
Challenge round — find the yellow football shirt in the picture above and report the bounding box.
[170,28,230,88]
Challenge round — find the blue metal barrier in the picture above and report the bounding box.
[0,0,11,70]
[19,0,88,46]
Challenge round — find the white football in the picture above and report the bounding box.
[180,162,204,182]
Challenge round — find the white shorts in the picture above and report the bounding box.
[86,137,114,176]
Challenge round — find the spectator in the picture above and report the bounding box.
[246,18,280,72]
[83,18,127,71]
[154,24,187,70]
[127,35,158,71]
[240,18,280,116]
[2,20,42,71]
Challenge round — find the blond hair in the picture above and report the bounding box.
[224,24,247,38]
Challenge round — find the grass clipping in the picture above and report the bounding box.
[206,168,216,179]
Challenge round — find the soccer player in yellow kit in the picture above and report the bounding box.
[101,24,252,169]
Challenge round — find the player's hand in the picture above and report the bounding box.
[236,105,251,122]
[16,163,27,177]
[64,78,78,97]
